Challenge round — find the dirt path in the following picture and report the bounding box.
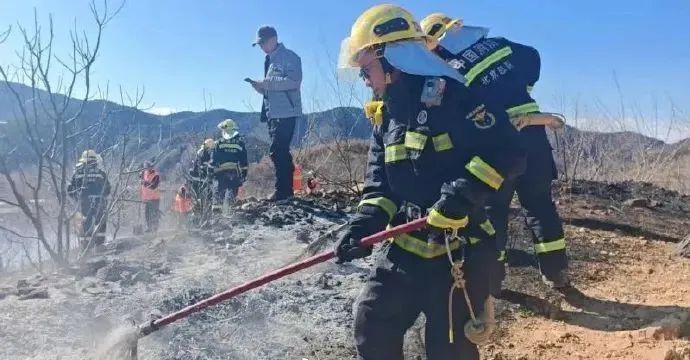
[483,227,690,360]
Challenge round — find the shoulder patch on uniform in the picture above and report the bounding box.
[466,104,496,129]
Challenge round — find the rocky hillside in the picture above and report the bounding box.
[1,180,689,359]
[3,81,688,173]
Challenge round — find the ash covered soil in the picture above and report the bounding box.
[1,181,690,360]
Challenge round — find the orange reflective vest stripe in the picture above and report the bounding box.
[174,194,193,213]
[292,164,302,193]
[141,170,161,201]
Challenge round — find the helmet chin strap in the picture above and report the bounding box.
[380,55,395,84]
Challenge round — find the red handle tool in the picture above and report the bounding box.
[140,217,427,335]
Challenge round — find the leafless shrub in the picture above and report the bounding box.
[0,0,133,269]
[550,82,689,194]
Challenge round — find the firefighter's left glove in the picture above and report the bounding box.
[335,210,388,264]
[335,225,373,264]
[427,196,470,244]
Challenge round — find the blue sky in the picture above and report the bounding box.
[1,1,689,140]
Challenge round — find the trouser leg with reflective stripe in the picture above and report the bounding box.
[486,186,514,297]
[354,241,490,359]
[354,243,422,360]
[516,147,568,278]
[214,174,231,212]
[81,204,107,248]
[487,179,516,253]
[423,240,491,360]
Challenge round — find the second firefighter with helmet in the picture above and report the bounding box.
[336,4,525,359]
[421,12,570,291]
[210,118,248,212]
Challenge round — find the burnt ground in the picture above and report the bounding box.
[0,181,689,359]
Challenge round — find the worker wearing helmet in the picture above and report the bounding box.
[335,5,526,359]
[422,12,570,291]
[67,149,111,251]
[210,119,248,212]
[189,138,215,224]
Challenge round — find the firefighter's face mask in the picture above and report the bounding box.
[355,50,387,97]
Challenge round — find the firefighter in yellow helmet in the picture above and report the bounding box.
[210,119,248,212]
[67,150,110,251]
[422,12,570,292]
[336,4,526,359]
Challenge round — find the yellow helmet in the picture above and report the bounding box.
[339,4,434,68]
[203,138,215,149]
[420,12,463,41]
[217,118,238,132]
[79,149,98,163]
[78,149,102,167]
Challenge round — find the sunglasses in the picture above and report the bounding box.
[359,59,379,80]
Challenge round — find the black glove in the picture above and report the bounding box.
[335,210,388,263]
[335,225,373,263]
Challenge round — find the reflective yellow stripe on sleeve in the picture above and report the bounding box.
[479,220,496,236]
[497,250,507,262]
[219,143,244,151]
[534,238,566,254]
[359,197,398,221]
[394,233,460,258]
[465,46,513,85]
[432,133,453,152]
[427,209,469,229]
[404,131,428,151]
[465,156,504,190]
[506,102,540,118]
[217,162,240,171]
[384,144,408,163]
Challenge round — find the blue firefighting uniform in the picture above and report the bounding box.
[342,72,525,359]
[434,36,568,290]
[67,162,111,249]
[189,147,214,223]
[210,135,248,211]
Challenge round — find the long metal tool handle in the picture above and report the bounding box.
[142,217,428,335]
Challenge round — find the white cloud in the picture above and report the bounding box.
[145,106,177,116]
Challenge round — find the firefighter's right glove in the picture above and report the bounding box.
[335,210,388,263]
[427,196,470,244]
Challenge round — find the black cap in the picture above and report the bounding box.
[252,26,277,46]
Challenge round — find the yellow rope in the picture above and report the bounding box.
[444,229,477,344]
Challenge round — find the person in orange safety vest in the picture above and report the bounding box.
[140,161,161,233]
[174,185,193,228]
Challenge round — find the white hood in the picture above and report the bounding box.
[222,130,239,140]
[439,25,490,55]
[383,41,464,83]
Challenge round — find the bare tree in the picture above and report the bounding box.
[0,0,126,267]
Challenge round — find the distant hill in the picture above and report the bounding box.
[2,81,688,182]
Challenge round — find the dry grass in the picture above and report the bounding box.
[240,139,369,199]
